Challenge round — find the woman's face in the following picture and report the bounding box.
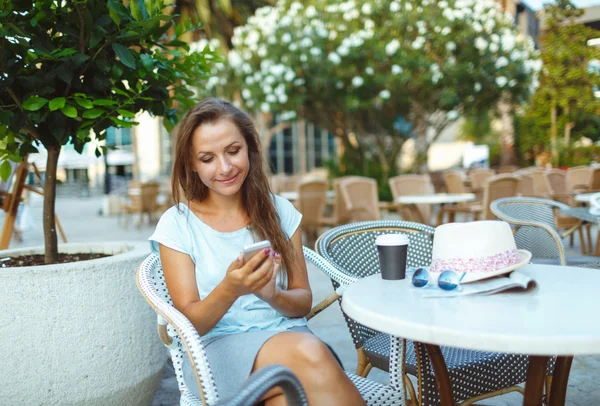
[191,119,250,198]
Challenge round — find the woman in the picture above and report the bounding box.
[149,98,365,405]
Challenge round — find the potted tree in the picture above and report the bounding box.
[0,0,214,404]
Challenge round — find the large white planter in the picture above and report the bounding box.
[0,242,167,406]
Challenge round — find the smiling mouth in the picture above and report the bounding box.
[217,173,239,184]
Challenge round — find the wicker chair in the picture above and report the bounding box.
[566,166,592,193]
[388,174,435,224]
[136,253,405,406]
[316,220,533,406]
[296,179,328,244]
[490,197,600,268]
[439,171,480,223]
[469,168,496,200]
[338,177,381,222]
[321,176,361,227]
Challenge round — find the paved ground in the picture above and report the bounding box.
[9,190,600,406]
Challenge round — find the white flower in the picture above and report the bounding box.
[405,2,413,11]
[328,52,341,64]
[293,78,305,86]
[474,82,482,92]
[300,54,307,62]
[257,45,267,58]
[289,43,298,51]
[261,102,270,113]
[366,67,374,75]
[495,56,509,68]
[475,37,488,51]
[390,1,400,12]
[446,41,456,52]
[262,84,272,94]
[412,37,426,50]
[266,94,277,103]
[391,64,403,75]
[245,76,254,85]
[305,5,317,18]
[385,39,400,56]
[473,22,483,32]
[310,47,322,56]
[447,110,459,120]
[508,79,517,87]
[336,81,344,89]
[361,3,372,14]
[489,43,499,53]
[495,76,508,87]
[242,63,252,74]
[300,37,313,48]
[379,89,391,99]
[227,50,243,69]
[337,46,349,56]
[441,27,451,36]
[352,76,364,87]
[282,33,292,43]
[329,30,338,40]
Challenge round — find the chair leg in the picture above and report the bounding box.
[569,232,574,248]
[577,227,585,255]
[545,375,553,404]
[356,347,370,377]
[595,229,600,257]
[404,374,418,406]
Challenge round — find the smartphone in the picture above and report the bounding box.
[243,240,272,262]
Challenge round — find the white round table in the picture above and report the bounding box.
[342,264,600,405]
[395,193,476,224]
[575,192,600,203]
[395,193,476,205]
[279,190,335,201]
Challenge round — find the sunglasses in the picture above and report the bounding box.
[412,268,467,291]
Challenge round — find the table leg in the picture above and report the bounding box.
[423,344,454,406]
[524,356,550,406]
[548,356,573,406]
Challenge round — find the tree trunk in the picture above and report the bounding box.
[550,103,558,166]
[564,105,573,147]
[44,144,61,264]
[498,100,518,166]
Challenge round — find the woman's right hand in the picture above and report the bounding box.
[222,248,275,298]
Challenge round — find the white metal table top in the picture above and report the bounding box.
[341,264,600,356]
[395,193,476,205]
[279,190,335,201]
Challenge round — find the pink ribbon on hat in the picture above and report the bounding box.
[429,249,521,274]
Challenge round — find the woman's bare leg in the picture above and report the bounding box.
[252,332,365,406]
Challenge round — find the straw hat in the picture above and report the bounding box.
[430,221,531,283]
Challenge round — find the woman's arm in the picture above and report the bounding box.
[255,228,313,318]
[160,244,275,336]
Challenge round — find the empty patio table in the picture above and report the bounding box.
[341,264,600,406]
[560,206,600,255]
[395,193,476,224]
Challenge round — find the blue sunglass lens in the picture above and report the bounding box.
[412,267,429,288]
[438,270,460,291]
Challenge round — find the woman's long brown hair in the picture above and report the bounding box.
[171,98,297,284]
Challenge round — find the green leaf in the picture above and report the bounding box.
[74,98,93,109]
[22,96,49,111]
[82,108,105,119]
[49,97,66,111]
[112,87,129,96]
[93,99,117,106]
[140,54,154,70]
[61,105,78,118]
[112,43,136,69]
[0,161,12,181]
[130,0,142,21]
[117,109,136,118]
[108,2,121,25]
[109,116,133,127]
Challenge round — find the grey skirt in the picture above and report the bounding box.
[182,325,313,401]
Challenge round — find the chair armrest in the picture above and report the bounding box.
[303,246,358,287]
[214,365,308,406]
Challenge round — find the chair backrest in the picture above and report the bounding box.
[141,182,161,211]
[566,166,592,192]
[297,180,328,227]
[498,165,519,174]
[328,176,361,226]
[338,177,381,222]
[443,170,467,194]
[481,174,521,220]
[490,197,567,264]
[515,171,535,197]
[544,170,567,196]
[136,254,219,405]
[469,168,496,191]
[527,169,550,197]
[316,220,434,348]
[589,167,600,191]
[388,174,434,222]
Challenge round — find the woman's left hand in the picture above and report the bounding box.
[254,252,281,303]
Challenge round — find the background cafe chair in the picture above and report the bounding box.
[121,181,161,229]
[136,253,406,406]
[320,176,360,228]
[438,170,480,223]
[468,168,496,200]
[338,176,381,222]
[316,220,535,406]
[544,170,587,254]
[566,165,592,193]
[514,171,536,197]
[388,174,434,224]
[296,179,328,245]
[477,174,521,220]
[491,196,600,268]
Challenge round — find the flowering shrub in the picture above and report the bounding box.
[203,0,539,173]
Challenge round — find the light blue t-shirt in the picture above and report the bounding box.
[149,194,307,342]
